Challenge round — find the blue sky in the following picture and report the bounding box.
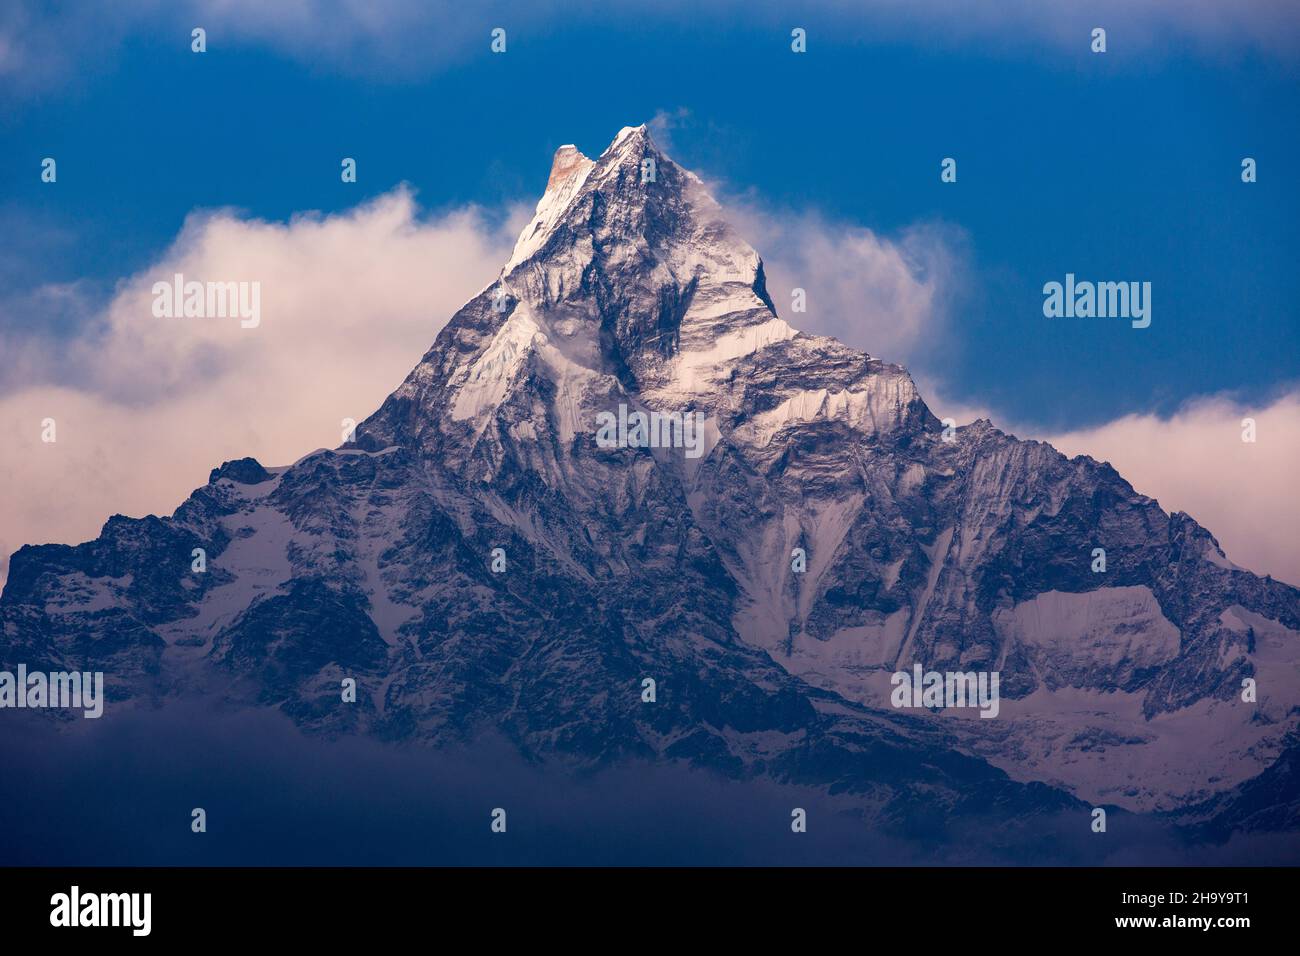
[3,5,1296,429]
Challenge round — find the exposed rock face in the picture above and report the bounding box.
[3,125,1297,832]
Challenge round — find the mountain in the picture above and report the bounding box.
[3,125,1297,839]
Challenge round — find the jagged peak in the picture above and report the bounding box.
[506,123,686,272]
[209,457,272,485]
[592,123,684,189]
[461,124,801,419]
[604,123,652,155]
[545,144,593,191]
[506,144,596,270]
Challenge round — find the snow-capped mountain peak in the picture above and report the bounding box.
[505,144,595,271]
[5,124,1298,836]
[366,124,928,464]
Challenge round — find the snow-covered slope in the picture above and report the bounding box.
[3,125,1297,833]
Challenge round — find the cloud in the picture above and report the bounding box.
[647,107,692,153]
[809,0,1300,60]
[1043,391,1300,587]
[0,0,547,97]
[6,697,1288,864]
[726,199,966,369]
[5,0,1298,99]
[0,701,922,865]
[0,188,521,581]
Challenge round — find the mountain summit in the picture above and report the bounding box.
[4,126,1298,836]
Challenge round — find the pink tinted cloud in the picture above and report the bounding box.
[0,189,520,582]
[1046,392,1300,586]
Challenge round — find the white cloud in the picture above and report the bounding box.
[726,200,965,368]
[5,0,1297,98]
[1043,392,1300,587]
[0,189,519,581]
[0,0,548,95]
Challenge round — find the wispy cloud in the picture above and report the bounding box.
[647,108,692,154]
[5,0,1298,99]
[810,0,1300,60]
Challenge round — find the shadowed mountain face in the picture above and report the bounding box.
[3,126,1298,838]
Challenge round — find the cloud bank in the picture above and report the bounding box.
[5,0,1298,99]
[0,189,520,580]
[1046,392,1300,587]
